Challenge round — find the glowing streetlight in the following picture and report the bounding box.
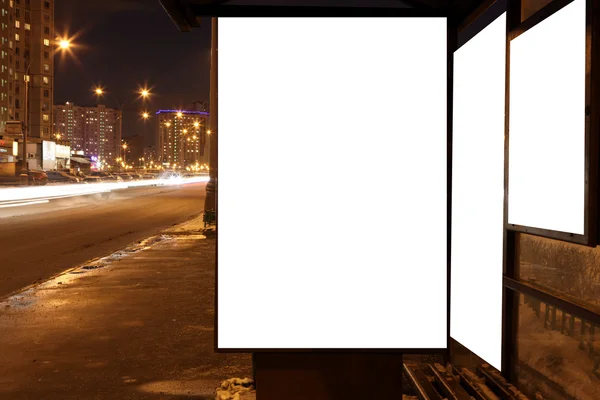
[206,130,211,135]
[94,87,104,96]
[141,89,150,98]
[193,121,200,128]
[182,129,188,134]
[142,112,150,119]
[177,112,183,118]
[21,35,75,185]
[165,122,171,127]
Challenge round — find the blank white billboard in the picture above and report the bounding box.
[508,0,586,235]
[451,12,506,371]
[218,17,448,349]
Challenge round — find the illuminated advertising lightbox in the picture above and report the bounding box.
[508,0,586,235]
[42,141,56,161]
[218,17,448,350]
[42,140,56,170]
[451,12,506,371]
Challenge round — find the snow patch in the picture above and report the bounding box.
[215,378,255,400]
[460,368,500,400]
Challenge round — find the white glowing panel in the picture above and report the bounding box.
[508,0,586,234]
[218,18,447,349]
[451,13,506,371]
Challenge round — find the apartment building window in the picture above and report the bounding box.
[44,26,49,35]
[43,76,48,84]
[14,21,19,28]
[15,8,19,18]
[15,112,19,119]
[24,23,29,31]
[43,114,48,122]
[44,1,49,9]
[8,40,11,48]
[43,102,48,110]
[15,60,18,69]
[15,99,19,108]
[15,86,19,95]
[15,47,19,55]
[14,33,18,41]
[10,1,13,8]
[44,14,49,22]
[43,51,48,60]
[43,63,48,72]
[43,89,48,97]
[43,39,49,46]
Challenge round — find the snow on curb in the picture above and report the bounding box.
[215,378,255,400]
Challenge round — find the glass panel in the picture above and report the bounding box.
[515,291,600,399]
[519,233,600,314]
[522,0,554,22]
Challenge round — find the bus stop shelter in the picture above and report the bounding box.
[159,1,600,399]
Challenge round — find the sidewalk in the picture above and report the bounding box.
[0,216,253,400]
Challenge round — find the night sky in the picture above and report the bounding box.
[54,0,211,147]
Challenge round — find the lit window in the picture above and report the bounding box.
[24,23,30,30]
[43,39,49,46]
[43,76,48,84]
[43,63,49,72]
[15,21,19,28]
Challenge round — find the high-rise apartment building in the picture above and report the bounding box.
[54,102,122,163]
[0,0,56,140]
[156,109,209,167]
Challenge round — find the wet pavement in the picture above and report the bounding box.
[0,218,252,399]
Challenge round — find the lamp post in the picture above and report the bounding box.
[94,86,151,169]
[122,143,128,168]
[20,38,72,185]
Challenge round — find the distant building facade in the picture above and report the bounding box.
[143,146,156,164]
[123,134,144,166]
[156,108,209,167]
[54,102,122,163]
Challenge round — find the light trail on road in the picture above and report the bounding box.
[0,176,209,206]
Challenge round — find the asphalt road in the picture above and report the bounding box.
[0,182,206,299]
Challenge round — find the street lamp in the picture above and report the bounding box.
[20,37,72,185]
[94,86,152,167]
[122,143,128,167]
[142,111,150,120]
